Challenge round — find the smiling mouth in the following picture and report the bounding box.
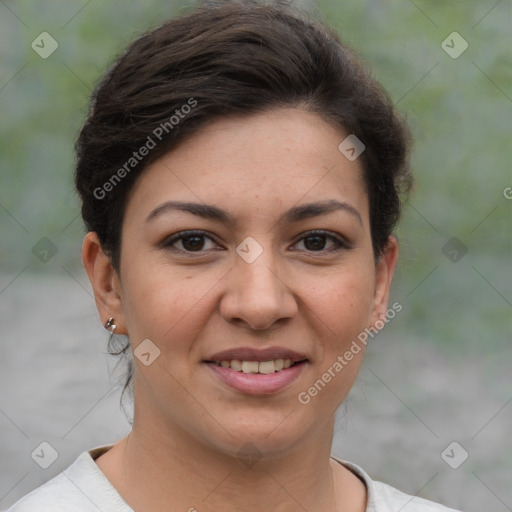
[204,358,308,374]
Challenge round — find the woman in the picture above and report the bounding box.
[7,1,461,510]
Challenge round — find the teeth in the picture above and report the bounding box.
[230,359,242,371]
[215,358,300,373]
[241,361,259,374]
[258,361,276,374]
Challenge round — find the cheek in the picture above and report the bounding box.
[302,272,372,407]
[305,264,375,341]
[119,258,221,353]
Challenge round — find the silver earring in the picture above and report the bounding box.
[104,317,117,334]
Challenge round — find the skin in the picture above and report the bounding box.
[82,107,398,512]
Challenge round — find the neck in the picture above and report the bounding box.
[97,413,365,512]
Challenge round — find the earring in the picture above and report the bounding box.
[104,317,117,334]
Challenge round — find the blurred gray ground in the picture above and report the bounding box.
[0,272,510,511]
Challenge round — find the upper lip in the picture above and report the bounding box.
[205,347,308,363]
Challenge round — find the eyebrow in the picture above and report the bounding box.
[145,199,363,227]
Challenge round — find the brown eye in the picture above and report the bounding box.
[303,234,327,251]
[293,230,350,253]
[180,235,206,251]
[162,230,220,253]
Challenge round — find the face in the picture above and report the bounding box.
[94,108,397,459]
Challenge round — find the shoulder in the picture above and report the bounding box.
[369,479,461,512]
[4,445,132,512]
[4,469,90,512]
[332,457,461,512]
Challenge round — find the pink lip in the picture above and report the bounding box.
[205,361,307,395]
[206,346,308,363]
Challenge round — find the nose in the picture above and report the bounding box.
[220,245,298,331]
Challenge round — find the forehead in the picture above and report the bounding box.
[124,108,369,228]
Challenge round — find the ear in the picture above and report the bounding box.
[369,235,399,329]
[81,231,127,334]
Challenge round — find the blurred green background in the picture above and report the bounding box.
[0,1,511,510]
[1,0,510,354]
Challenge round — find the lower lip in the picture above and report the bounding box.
[205,361,307,395]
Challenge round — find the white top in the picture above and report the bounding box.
[5,445,460,511]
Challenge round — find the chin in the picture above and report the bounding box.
[199,411,315,461]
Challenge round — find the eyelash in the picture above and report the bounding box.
[161,229,351,255]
